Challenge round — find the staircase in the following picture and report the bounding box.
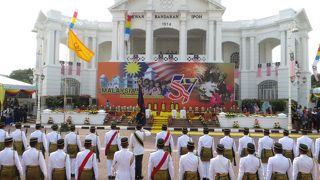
[151,116,168,133]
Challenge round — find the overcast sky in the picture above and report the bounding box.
[0,0,318,75]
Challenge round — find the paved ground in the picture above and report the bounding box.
[6,125,320,180]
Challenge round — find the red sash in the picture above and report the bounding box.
[105,131,118,155]
[151,152,169,178]
[163,131,170,145]
[77,150,94,180]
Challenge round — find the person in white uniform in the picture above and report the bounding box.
[48,139,71,180]
[85,126,101,162]
[10,122,27,158]
[148,138,174,180]
[238,127,255,158]
[179,141,203,180]
[296,130,314,158]
[129,124,151,179]
[104,121,121,179]
[177,127,193,157]
[22,137,47,179]
[238,143,263,180]
[155,124,174,154]
[197,127,214,180]
[0,137,23,179]
[209,144,235,180]
[293,143,317,180]
[47,124,61,155]
[257,129,274,176]
[278,129,296,161]
[315,134,320,164]
[30,123,48,157]
[220,128,237,166]
[112,137,135,180]
[75,139,99,180]
[64,124,82,177]
[266,142,293,180]
[0,121,9,151]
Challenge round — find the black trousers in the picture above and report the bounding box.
[135,154,143,178]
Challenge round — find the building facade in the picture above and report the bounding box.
[33,0,312,107]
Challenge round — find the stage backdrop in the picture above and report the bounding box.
[97,62,235,111]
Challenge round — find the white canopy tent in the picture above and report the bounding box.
[0,75,35,90]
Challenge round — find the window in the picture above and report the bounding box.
[258,80,278,100]
[61,78,80,96]
[230,52,239,66]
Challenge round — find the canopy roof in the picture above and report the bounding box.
[0,75,36,91]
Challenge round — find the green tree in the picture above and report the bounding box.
[9,68,33,84]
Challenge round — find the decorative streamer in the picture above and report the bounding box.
[257,64,262,77]
[68,62,73,75]
[69,11,78,29]
[124,14,132,41]
[275,62,280,76]
[60,61,65,75]
[266,63,271,76]
[76,62,81,76]
[312,45,320,81]
[289,52,295,78]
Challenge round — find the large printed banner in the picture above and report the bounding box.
[97,62,235,110]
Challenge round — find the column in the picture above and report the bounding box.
[215,21,222,62]
[146,19,153,61]
[179,20,187,61]
[46,30,55,65]
[208,20,215,61]
[280,31,287,66]
[241,37,247,70]
[249,37,255,70]
[91,37,97,69]
[83,37,88,69]
[118,20,125,61]
[111,21,118,60]
[36,33,43,70]
[301,35,308,71]
[54,30,60,65]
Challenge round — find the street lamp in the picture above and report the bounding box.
[287,22,299,130]
[35,71,45,124]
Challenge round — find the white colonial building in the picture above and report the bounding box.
[33,0,312,106]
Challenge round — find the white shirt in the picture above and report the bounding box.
[238,135,255,156]
[112,148,135,180]
[220,136,236,151]
[10,129,28,151]
[22,147,47,178]
[293,154,317,180]
[75,149,98,180]
[209,155,235,180]
[197,134,215,157]
[171,109,177,118]
[177,134,193,156]
[148,149,174,180]
[266,154,293,180]
[46,131,61,149]
[0,129,8,142]
[85,133,101,150]
[0,147,23,176]
[145,109,152,119]
[155,131,174,151]
[313,138,320,160]
[48,149,71,180]
[296,135,314,155]
[64,131,82,154]
[180,109,186,119]
[30,130,48,151]
[104,130,121,150]
[278,136,296,157]
[129,129,151,155]
[179,152,203,180]
[238,154,263,180]
[257,136,274,158]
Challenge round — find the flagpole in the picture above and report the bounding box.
[64,32,69,124]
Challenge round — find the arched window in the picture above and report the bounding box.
[230,52,239,66]
[235,83,240,100]
[61,78,80,96]
[258,80,278,100]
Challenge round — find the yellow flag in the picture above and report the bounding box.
[0,84,5,111]
[68,29,94,62]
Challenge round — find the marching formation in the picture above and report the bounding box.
[0,121,319,180]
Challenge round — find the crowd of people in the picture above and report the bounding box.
[292,105,320,132]
[0,105,28,125]
[0,121,319,180]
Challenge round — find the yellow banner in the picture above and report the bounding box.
[0,84,5,110]
[68,29,94,62]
